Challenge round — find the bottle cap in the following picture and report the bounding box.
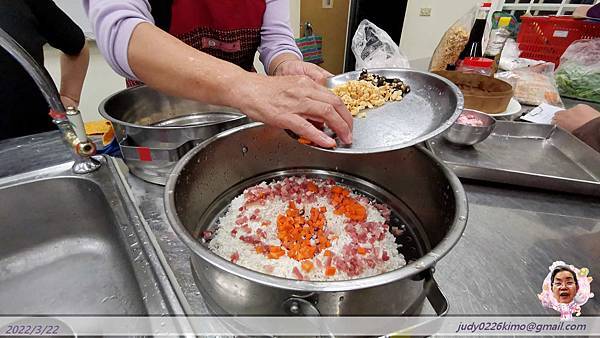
[462,57,494,68]
[498,17,511,27]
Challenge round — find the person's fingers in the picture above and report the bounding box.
[300,100,352,144]
[290,77,354,133]
[303,63,334,85]
[276,113,336,148]
[305,88,354,132]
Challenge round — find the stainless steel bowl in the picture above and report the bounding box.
[164,123,468,316]
[443,109,496,146]
[319,68,465,153]
[99,86,249,185]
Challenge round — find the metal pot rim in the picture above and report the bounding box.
[165,123,468,292]
[98,85,247,130]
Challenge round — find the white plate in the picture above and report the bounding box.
[483,98,522,120]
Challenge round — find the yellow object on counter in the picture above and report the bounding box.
[84,120,114,146]
[85,120,112,135]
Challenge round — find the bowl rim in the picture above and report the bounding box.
[164,123,469,292]
[309,68,465,154]
[98,85,247,130]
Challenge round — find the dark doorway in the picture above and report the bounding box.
[343,0,409,72]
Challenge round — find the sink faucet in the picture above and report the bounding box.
[0,27,101,174]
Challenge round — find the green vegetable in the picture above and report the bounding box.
[554,41,600,103]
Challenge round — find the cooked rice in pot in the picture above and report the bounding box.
[204,176,406,281]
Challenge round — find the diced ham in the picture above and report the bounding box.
[230,252,239,263]
[292,266,304,280]
[264,265,275,274]
[239,235,261,245]
[241,224,252,233]
[382,251,390,261]
[256,228,267,239]
[231,228,238,237]
[201,230,213,241]
[235,216,248,225]
[315,258,323,269]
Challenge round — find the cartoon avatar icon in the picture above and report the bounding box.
[538,261,594,321]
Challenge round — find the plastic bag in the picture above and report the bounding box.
[555,39,600,103]
[429,6,477,72]
[498,38,545,71]
[496,63,563,107]
[351,19,409,69]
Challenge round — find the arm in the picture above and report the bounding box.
[260,0,333,84]
[127,23,352,146]
[553,104,600,152]
[27,0,89,107]
[86,0,352,147]
[59,42,90,107]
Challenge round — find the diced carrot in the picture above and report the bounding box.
[298,137,312,145]
[301,261,314,272]
[307,181,318,192]
[324,250,332,257]
[357,247,367,255]
[325,266,336,276]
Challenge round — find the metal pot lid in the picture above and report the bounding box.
[294,68,464,154]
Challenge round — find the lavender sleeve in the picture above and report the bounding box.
[258,0,303,71]
[84,0,153,79]
[85,0,301,78]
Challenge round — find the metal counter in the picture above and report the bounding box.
[126,156,600,316]
[2,131,598,317]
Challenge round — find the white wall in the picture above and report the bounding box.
[400,0,482,69]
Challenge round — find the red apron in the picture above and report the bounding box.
[126,0,266,87]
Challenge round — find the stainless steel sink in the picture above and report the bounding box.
[0,134,184,316]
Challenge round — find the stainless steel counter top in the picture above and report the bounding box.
[126,156,600,316]
[2,131,599,318]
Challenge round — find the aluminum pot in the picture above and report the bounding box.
[99,86,249,185]
[165,123,468,316]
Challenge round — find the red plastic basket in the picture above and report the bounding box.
[516,16,600,66]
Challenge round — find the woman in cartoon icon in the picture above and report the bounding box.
[551,266,579,304]
[538,261,594,321]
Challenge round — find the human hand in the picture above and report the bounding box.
[275,60,333,85]
[60,95,79,109]
[232,73,353,148]
[552,104,600,132]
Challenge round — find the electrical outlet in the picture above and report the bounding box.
[419,7,432,16]
[322,0,333,9]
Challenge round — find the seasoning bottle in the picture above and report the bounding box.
[458,2,492,63]
[484,16,512,73]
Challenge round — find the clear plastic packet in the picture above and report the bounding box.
[555,39,600,103]
[496,62,563,107]
[429,6,478,72]
[351,19,410,69]
[498,38,545,71]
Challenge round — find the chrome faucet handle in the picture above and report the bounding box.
[0,27,101,174]
[63,107,101,174]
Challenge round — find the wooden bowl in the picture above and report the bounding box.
[433,71,513,114]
